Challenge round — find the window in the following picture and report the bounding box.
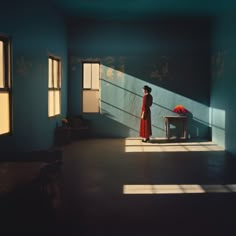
[0,34,11,135]
[82,62,100,113]
[48,56,61,117]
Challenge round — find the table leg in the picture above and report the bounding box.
[183,120,187,139]
[165,118,170,139]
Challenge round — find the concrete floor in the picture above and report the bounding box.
[61,138,236,235]
[1,138,236,235]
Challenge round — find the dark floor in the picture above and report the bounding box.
[1,138,236,235]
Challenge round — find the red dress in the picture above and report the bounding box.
[140,93,153,139]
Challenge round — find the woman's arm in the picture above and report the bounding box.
[141,96,147,119]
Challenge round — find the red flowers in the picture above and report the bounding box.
[173,105,188,115]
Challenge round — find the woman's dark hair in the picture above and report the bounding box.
[143,85,152,93]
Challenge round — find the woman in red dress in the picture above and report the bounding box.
[140,85,153,142]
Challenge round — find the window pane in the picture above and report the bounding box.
[58,61,61,88]
[54,90,60,115]
[83,90,100,113]
[53,60,59,88]
[0,92,10,134]
[48,58,52,88]
[0,41,4,88]
[92,63,100,89]
[48,90,54,117]
[48,90,60,117]
[83,63,91,89]
[7,43,10,88]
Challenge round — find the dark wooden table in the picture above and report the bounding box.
[164,116,187,139]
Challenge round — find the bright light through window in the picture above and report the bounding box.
[0,41,4,88]
[82,62,100,113]
[48,56,61,117]
[0,92,10,134]
[0,36,11,135]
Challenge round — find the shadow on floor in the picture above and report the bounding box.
[60,139,236,235]
[1,139,236,235]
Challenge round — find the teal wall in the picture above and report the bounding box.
[1,0,226,150]
[0,0,68,152]
[211,13,236,154]
[2,0,235,152]
[68,18,212,139]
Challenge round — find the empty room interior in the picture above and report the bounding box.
[1,0,236,234]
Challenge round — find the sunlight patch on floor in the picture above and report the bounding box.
[124,138,225,152]
[123,184,236,194]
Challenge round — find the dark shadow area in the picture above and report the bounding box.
[68,16,212,106]
[59,140,236,235]
[86,113,132,138]
[0,150,62,162]
[0,159,64,233]
[1,140,235,234]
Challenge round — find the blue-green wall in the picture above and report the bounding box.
[1,0,235,152]
[211,13,236,154]
[68,18,212,139]
[0,0,68,152]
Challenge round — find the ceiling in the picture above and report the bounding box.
[53,0,236,20]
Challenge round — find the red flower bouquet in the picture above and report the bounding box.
[173,105,188,115]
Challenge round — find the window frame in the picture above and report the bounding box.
[82,61,101,114]
[48,55,62,118]
[0,33,12,136]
